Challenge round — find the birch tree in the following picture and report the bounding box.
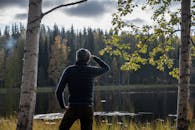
[177,1,191,129]
[16,0,87,130]
[100,0,194,129]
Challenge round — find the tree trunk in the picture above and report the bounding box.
[15,0,86,129]
[16,0,42,130]
[176,0,191,130]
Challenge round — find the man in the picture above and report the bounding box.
[56,48,110,130]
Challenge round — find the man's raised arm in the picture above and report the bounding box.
[91,55,110,76]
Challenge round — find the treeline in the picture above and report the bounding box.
[0,23,189,88]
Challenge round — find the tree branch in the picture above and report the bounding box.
[29,0,87,24]
[141,29,181,45]
[169,29,181,35]
[42,0,87,17]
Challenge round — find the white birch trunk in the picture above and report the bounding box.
[15,1,86,130]
[176,0,191,130]
[16,0,42,130]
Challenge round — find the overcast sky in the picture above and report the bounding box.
[0,0,182,31]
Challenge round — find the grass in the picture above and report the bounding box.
[1,117,195,130]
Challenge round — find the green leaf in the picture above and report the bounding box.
[169,68,179,79]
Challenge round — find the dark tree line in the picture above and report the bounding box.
[1,23,194,88]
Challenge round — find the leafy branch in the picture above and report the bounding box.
[100,0,182,79]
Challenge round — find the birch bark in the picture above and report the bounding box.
[176,0,191,130]
[16,0,87,129]
[16,0,42,130]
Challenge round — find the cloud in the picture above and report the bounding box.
[125,18,146,24]
[0,0,64,8]
[63,1,116,18]
[0,0,28,8]
[15,13,28,20]
[43,0,64,8]
[170,1,180,10]
[0,0,116,19]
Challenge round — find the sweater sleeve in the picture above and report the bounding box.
[91,56,110,77]
[56,68,68,109]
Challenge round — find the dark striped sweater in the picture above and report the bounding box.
[56,56,110,108]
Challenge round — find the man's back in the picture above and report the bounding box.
[56,48,110,130]
[56,55,110,108]
[66,64,100,106]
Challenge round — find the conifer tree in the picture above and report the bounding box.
[48,35,68,84]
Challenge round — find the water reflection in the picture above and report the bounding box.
[94,90,178,119]
[0,87,195,119]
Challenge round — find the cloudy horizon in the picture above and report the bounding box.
[0,0,118,31]
[0,0,182,32]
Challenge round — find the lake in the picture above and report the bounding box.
[0,85,195,120]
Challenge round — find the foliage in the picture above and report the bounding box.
[192,36,195,57]
[0,48,5,82]
[4,32,24,88]
[0,23,184,88]
[38,25,50,86]
[48,35,68,84]
[99,0,195,79]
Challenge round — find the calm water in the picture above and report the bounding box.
[1,86,195,119]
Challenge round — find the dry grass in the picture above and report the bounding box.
[1,117,195,130]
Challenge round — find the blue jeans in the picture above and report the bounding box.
[59,106,93,130]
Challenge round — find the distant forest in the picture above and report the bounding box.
[0,23,194,88]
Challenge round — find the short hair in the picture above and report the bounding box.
[76,48,91,63]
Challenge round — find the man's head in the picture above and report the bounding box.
[76,48,91,63]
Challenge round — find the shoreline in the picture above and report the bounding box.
[1,84,195,94]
